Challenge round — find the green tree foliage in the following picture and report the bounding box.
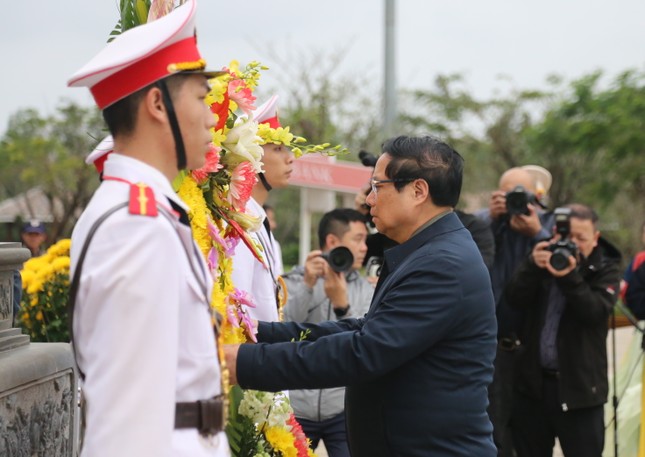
[400,73,550,200]
[0,101,105,242]
[524,69,645,255]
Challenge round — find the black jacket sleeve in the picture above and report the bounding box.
[626,262,645,320]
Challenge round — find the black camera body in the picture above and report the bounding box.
[321,246,354,273]
[505,185,540,216]
[547,207,578,271]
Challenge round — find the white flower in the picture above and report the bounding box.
[238,390,292,428]
[222,118,264,173]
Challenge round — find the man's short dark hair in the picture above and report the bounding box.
[565,203,599,228]
[102,74,191,138]
[381,135,464,208]
[318,208,366,249]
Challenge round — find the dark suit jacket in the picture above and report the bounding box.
[237,212,497,457]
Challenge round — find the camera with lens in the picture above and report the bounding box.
[321,246,354,273]
[546,207,578,271]
[505,185,542,216]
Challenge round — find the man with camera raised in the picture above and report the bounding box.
[504,203,621,457]
[477,166,554,456]
[281,207,373,457]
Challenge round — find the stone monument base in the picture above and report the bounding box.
[0,343,77,456]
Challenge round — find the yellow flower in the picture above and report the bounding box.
[20,269,35,289]
[27,279,44,295]
[264,426,298,457]
[35,311,44,321]
[206,74,230,107]
[35,264,55,284]
[52,256,71,273]
[177,176,212,258]
[47,239,71,257]
[212,128,227,148]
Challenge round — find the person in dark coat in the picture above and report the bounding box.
[504,203,622,457]
[225,135,497,457]
[625,259,645,320]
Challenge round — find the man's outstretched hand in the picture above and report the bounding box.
[224,344,241,385]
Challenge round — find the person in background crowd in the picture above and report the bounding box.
[21,220,47,257]
[625,252,645,320]
[282,208,373,457]
[476,165,553,457]
[620,220,645,304]
[225,135,497,457]
[505,203,621,457]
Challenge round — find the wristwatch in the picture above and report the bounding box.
[333,304,350,318]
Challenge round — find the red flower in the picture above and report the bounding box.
[288,414,312,457]
[210,91,230,132]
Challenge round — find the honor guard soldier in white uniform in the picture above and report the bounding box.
[231,96,293,322]
[67,1,229,456]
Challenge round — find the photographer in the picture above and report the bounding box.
[477,166,553,456]
[504,203,621,457]
[281,208,374,457]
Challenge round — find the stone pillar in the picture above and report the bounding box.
[0,242,78,456]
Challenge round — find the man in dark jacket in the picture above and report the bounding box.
[505,203,621,457]
[225,135,497,457]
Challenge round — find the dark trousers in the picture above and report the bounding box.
[488,345,518,457]
[298,413,351,457]
[512,376,604,457]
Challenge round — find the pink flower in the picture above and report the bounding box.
[228,162,257,211]
[207,220,238,256]
[228,79,256,115]
[191,144,222,184]
[207,247,219,277]
[228,289,258,342]
[232,288,257,309]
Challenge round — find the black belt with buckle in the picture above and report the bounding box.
[175,395,225,436]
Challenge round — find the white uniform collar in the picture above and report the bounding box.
[103,153,189,211]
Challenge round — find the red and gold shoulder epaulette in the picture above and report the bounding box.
[128,182,158,217]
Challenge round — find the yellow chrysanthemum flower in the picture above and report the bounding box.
[52,256,71,273]
[264,426,298,457]
[27,279,44,295]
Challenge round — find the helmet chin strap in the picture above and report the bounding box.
[156,79,187,170]
[258,173,272,192]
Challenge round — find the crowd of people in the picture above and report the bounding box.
[10,1,641,456]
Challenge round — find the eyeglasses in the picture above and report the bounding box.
[369,178,416,195]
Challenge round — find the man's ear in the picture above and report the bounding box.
[412,178,430,203]
[325,233,341,250]
[142,85,166,123]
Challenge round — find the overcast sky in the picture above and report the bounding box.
[1,0,644,136]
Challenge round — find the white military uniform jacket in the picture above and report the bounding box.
[70,154,229,457]
[230,198,281,322]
